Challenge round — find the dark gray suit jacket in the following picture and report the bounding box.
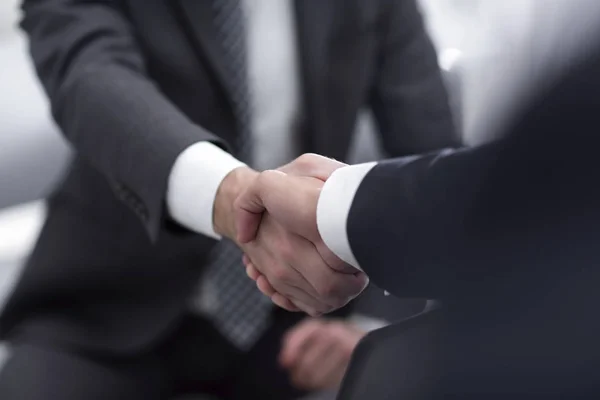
[0,0,456,355]
[343,41,600,397]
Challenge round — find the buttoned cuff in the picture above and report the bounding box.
[167,142,246,239]
[316,162,377,271]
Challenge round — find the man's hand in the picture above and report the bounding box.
[280,318,366,391]
[233,154,369,315]
[213,166,259,240]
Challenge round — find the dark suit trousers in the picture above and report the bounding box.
[0,309,308,400]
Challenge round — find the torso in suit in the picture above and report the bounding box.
[0,0,455,399]
[332,8,600,397]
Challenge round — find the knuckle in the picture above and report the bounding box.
[303,153,320,161]
[296,153,317,170]
[278,238,294,260]
[317,279,340,300]
[256,171,269,187]
[256,170,275,189]
[261,169,280,180]
[297,153,314,164]
[271,265,291,283]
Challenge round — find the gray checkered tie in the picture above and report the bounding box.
[201,0,273,351]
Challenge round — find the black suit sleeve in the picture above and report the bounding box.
[370,0,459,156]
[348,50,600,301]
[347,144,500,300]
[21,0,224,240]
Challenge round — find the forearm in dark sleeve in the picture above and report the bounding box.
[347,30,600,302]
[348,115,597,302]
[346,144,498,300]
[21,0,223,240]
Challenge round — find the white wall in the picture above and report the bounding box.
[0,0,19,38]
[0,0,71,210]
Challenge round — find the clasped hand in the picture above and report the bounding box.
[214,154,368,316]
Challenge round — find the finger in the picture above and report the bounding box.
[242,254,251,267]
[256,275,276,297]
[272,293,301,313]
[281,234,345,308]
[281,316,314,344]
[244,261,261,280]
[234,170,285,244]
[272,286,324,317]
[236,155,344,244]
[252,273,298,310]
[248,222,324,302]
[247,264,302,313]
[304,343,347,390]
[278,154,347,181]
[246,241,326,315]
[309,323,363,389]
[236,210,264,245]
[280,319,323,367]
[289,240,370,310]
[314,241,361,275]
[255,274,302,313]
[291,334,337,389]
[246,265,260,280]
[236,171,323,243]
[251,222,365,313]
[270,177,322,242]
[279,296,315,315]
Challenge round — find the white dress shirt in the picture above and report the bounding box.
[166,0,387,329]
[167,0,301,239]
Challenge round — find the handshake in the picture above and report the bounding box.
[213,154,369,316]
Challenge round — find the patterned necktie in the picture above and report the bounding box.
[197,0,273,351]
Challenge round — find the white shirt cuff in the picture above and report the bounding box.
[316,162,377,271]
[167,142,246,239]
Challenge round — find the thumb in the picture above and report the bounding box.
[234,170,287,243]
[280,320,323,367]
[278,154,347,182]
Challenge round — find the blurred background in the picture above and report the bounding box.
[0,0,534,379]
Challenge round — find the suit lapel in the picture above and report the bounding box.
[174,0,237,106]
[294,0,335,87]
[294,0,337,155]
[173,0,344,156]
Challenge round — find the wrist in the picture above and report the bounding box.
[213,166,259,240]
